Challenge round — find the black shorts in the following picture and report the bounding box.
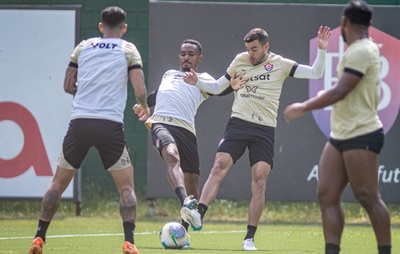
[217,117,275,167]
[329,128,384,154]
[151,123,200,175]
[62,118,129,169]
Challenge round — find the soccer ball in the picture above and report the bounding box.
[159,222,189,249]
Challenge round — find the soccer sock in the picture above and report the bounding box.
[34,219,50,242]
[197,203,208,219]
[244,225,257,240]
[378,245,392,254]
[175,186,186,206]
[123,221,135,244]
[325,243,340,254]
[181,219,189,231]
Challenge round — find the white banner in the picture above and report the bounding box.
[0,8,77,198]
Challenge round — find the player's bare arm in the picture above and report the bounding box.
[63,66,78,95]
[129,68,150,121]
[284,71,361,122]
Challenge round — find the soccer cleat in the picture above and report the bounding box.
[122,241,140,254]
[242,238,257,251]
[180,207,202,231]
[29,237,44,254]
[183,195,198,210]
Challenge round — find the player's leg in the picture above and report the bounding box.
[243,127,273,251]
[109,165,140,254]
[184,172,200,201]
[40,166,76,222]
[199,152,234,206]
[152,124,188,205]
[241,161,271,251]
[179,130,201,201]
[199,120,247,208]
[344,149,391,250]
[248,162,271,226]
[177,131,201,235]
[97,120,140,254]
[30,119,90,254]
[29,165,76,254]
[317,142,348,254]
[160,143,187,203]
[180,152,234,231]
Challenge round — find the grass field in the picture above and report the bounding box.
[0,199,399,253]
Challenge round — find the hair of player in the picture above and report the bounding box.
[182,39,202,55]
[244,28,269,45]
[343,0,373,27]
[101,6,127,29]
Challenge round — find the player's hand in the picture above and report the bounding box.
[183,68,198,85]
[64,66,78,95]
[230,71,248,91]
[283,103,306,123]
[317,26,331,50]
[133,104,150,121]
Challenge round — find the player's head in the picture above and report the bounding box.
[341,1,373,42]
[99,6,127,37]
[179,39,203,72]
[343,0,372,26]
[244,28,270,66]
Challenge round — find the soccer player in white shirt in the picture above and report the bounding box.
[29,6,149,254]
[133,39,236,239]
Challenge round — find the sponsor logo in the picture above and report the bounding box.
[91,42,118,49]
[249,74,270,81]
[246,86,258,93]
[308,26,400,137]
[264,63,273,71]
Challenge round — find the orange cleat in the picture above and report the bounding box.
[122,241,140,254]
[29,237,44,254]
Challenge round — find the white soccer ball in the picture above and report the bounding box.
[159,222,189,249]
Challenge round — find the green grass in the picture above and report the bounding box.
[0,199,399,253]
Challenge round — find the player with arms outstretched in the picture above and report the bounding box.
[181,25,331,251]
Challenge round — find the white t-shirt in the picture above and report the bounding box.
[70,37,143,123]
[146,70,215,134]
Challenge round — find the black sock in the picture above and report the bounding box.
[123,222,135,244]
[378,245,391,254]
[244,225,257,240]
[197,203,208,219]
[175,186,186,206]
[181,220,189,231]
[34,219,50,242]
[325,243,340,254]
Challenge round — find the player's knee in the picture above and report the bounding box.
[317,187,338,206]
[209,162,227,180]
[163,147,180,163]
[354,190,377,210]
[120,187,137,206]
[252,177,266,191]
